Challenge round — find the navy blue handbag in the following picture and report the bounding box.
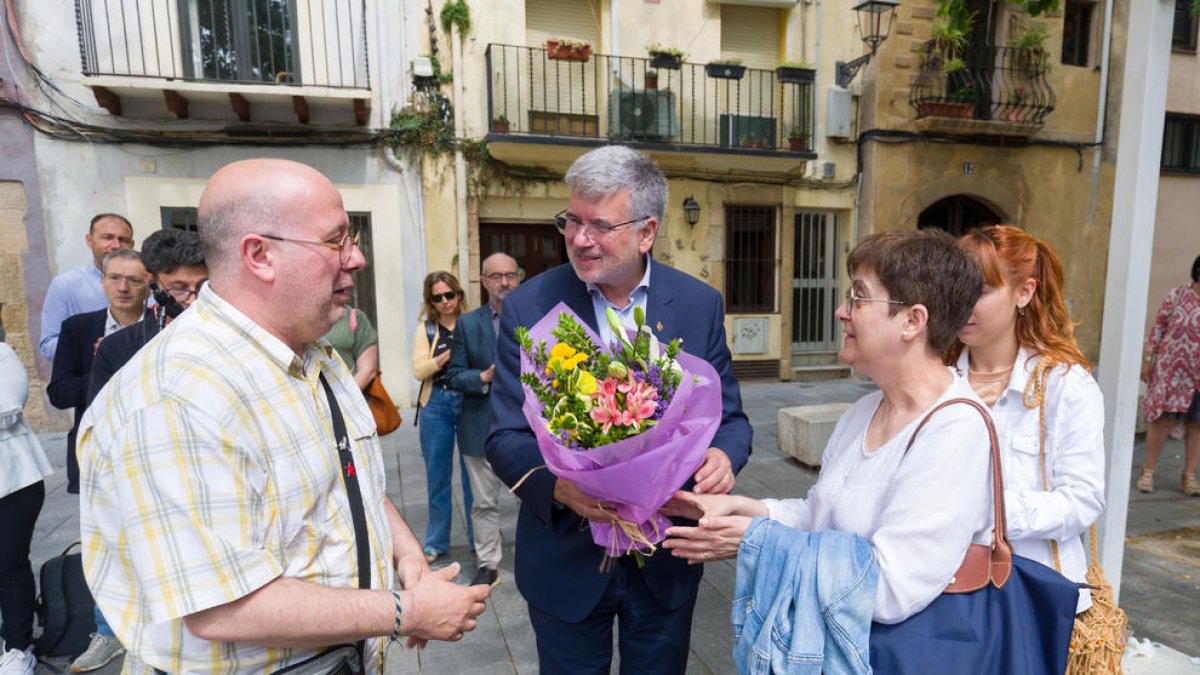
[869,399,1080,675]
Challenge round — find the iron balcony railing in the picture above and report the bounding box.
[485,44,815,154]
[75,0,369,89]
[910,43,1054,125]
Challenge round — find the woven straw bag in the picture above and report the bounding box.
[1026,360,1129,674]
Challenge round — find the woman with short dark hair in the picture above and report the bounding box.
[663,229,992,625]
[1139,254,1200,495]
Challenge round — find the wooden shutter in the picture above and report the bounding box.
[720,5,781,70]
[525,0,601,48]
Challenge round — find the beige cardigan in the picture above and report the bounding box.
[411,320,445,406]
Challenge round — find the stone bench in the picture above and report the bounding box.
[778,403,852,467]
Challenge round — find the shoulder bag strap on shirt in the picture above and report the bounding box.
[319,373,372,592]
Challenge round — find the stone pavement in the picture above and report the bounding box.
[21,378,1200,673]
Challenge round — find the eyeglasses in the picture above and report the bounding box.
[165,280,207,302]
[554,210,650,239]
[104,273,146,287]
[258,230,360,266]
[483,272,521,282]
[843,288,911,316]
[430,291,461,303]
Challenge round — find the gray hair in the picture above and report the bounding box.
[563,146,667,227]
[481,252,518,274]
[198,197,281,279]
[101,248,143,273]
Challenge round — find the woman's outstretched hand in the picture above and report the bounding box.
[661,490,757,564]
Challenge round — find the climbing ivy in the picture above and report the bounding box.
[440,0,471,35]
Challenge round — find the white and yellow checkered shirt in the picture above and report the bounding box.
[78,285,394,674]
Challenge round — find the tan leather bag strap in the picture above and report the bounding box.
[905,397,1013,592]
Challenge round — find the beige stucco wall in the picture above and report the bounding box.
[419,0,866,375]
[1145,48,1200,338]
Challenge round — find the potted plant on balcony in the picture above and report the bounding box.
[706,58,746,80]
[492,114,510,133]
[787,127,809,152]
[1010,23,1051,74]
[546,38,591,62]
[776,60,816,84]
[644,70,659,90]
[647,44,685,70]
[1001,86,1027,122]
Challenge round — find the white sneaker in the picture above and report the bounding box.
[70,633,125,673]
[0,645,36,675]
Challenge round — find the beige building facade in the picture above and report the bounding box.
[416,0,1126,376]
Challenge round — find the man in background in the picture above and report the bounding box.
[39,214,134,362]
[446,252,522,588]
[88,228,208,404]
[47,248,149,672]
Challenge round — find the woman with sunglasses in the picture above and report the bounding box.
[663,230,993,630]
[412,271,474,563]
[948,225,1105,615]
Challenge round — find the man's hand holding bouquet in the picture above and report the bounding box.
[515,302,723,566]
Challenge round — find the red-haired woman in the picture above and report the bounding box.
[949,225,1105,615]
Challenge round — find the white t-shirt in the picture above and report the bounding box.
[763,374,993,624]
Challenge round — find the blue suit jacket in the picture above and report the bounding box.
[485,260,753,622]
[445,304,496,457]
[47,308,107,493]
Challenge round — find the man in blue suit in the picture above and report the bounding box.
[486,145,753,673]
[445,252,521,589]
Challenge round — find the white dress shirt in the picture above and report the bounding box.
[763,375,993,624]
[955,347,1105,612]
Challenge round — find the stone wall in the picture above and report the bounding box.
[0,180,68,431]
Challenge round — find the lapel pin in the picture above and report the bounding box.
[656,321,664,333]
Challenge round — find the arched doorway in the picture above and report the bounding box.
[917,195,1004,236]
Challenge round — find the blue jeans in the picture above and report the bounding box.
[418,385,473,554]
[94,604,114,637]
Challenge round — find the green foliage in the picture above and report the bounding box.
[428,54,453,85]
[777,60,815,69]
[439,0,471,35]
[931,19,969,54]
[1011,23,1049,52]
[1193,0,1200,16]
[1014,0,1060,18]
[384,99,454,155]
[709,57,743,66]
[646,44,686,58]
[942,56,965,74]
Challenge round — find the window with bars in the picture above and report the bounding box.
[1162,114,1200,173]
[725,205,777,313]
[1175,0,1198,51]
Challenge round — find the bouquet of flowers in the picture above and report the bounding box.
[516,302,723,561]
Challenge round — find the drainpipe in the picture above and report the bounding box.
[452,27,470,289]
[1086,0,1116,228]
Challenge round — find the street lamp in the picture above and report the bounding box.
[836,0,900,87]
[682,196,701,226]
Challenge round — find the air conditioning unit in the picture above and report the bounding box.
[607,90,679,141]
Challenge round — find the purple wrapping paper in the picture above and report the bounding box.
[520,302,723,557]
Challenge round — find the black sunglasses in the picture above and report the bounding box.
[430,291,461,303]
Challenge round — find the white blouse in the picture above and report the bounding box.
[0,343,53,498]
[763,374,994,624]
[955,348,1105,613]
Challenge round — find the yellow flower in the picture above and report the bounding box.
[547,342,588,372]
[550,343,577,361]
[576,370,597,395]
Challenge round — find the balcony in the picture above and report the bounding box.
[74,0,370,124]
[909,43,1054,137]
[484,44,815,166]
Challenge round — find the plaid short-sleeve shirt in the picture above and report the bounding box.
[78,285,395,674]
